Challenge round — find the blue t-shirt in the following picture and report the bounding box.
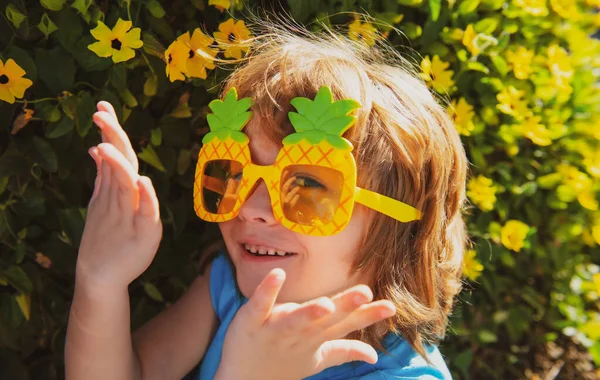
[197,254,452,379]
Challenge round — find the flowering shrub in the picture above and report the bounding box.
[0,0,599,378]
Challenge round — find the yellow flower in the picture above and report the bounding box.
[496,86,531,121]
[506,46,534,80]
[467,175,497,211]
[547,44,573,88]
[88,19,143,63]
[177,29,218,79]
[449,98,475,136]
[550,0,579,19]
[420,55,454,94]
[164,39,189,82]
[582,149,600,178]
[348,19,379,47]
[208,0,240,11]
[515,115,552,146]
[594,273,600,295]
[514,0,549,16]
[462,24,480,56]
[213,19,251,59]
[578,190,598,211]
[593,225,600,245]
[463,249,484,281]
[501,220,530,252]
[0,59,33,104]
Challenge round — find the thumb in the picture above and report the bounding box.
[315,340,378,372]
[244,268,286,326]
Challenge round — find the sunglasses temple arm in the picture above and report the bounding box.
[354,187,422,222]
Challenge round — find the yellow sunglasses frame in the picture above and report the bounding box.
[193,138,422,236]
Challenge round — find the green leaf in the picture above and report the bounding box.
[31,136,58,172]
[120,89,138,108]
[458,0,480,14]
[428,0,441,21]
[143,282,164,302]
[316,116,356,135]
[288,112,314,133]
[230,131,249,144]
[59,208,86,247]
[478,329,498,343]
[325,135,353,150]
[2,266,32,294]
[45,115,74,139]
[40,0,67,11]
[6,5,26,29]
[475,17,499,34]
[14,294,30,321]
[150,128,162,146]
[75,91,95,137]
[71,0,92,15]
[314,100,360,127]
[110,64,128,92]
[146,0,166,18]
[289,97,312,117]
[143,73,157,97]
[397,0,424,6]
[176,149,191,176]
[38,12,58,38]
[206,114,224,131]
[138,145,166,172]
[465,61,490,74]
[142,32,166,58]
[490,54,509,76]
[282,133,304,145]
[34,47,76,94]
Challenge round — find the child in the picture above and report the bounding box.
[65,21,468,380]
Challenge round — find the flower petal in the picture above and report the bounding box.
[88,41,114,57]
[90,21,113,41]
[9,77,33,98]
[113,18,133,38]
[5,59,26,78]
[187,59,208,79]
[0,85,16,104]
[112,47,136,63]
[123,28,143,49]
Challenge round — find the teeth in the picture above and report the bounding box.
[244,244,291,256]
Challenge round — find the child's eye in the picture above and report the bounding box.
[229,171,243,181]
[295,176,325,189]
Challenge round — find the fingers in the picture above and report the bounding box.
[244,269,286,326]
[316,339,378,371]
[270,297,335,332]
[97,143,140,225]
[321,300,396,342]
[136,176,160,222]
[88,147,102,204]
[93,102,139,172]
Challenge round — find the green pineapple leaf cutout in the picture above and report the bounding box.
[203,87,253,144]
[284,86,361,150]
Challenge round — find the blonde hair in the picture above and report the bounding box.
[218,19,469,359]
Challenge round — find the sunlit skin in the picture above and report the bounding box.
[218,124,374,304]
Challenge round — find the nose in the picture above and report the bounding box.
[237,179,278,225]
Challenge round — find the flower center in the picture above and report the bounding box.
[228,33,236,42]
[0,75,8,84]
[111,39,122,50]
[168,54,173,64]
[189,50,194,59]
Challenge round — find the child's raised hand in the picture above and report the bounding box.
[215,270,396,380]
[75,102,162,290]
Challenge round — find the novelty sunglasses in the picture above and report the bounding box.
[193,86,421,236]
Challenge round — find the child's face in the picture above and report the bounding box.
[219,127,371,303]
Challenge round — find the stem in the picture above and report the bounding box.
[127,1,132,21]
[14,97,59,104]
[75,81,101,91]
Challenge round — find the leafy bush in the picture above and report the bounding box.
[0,0,599,378]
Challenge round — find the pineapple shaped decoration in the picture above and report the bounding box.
[271,86,363,235]
[194,88,253,222]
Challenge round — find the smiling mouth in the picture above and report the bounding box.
[242,243,296,257]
